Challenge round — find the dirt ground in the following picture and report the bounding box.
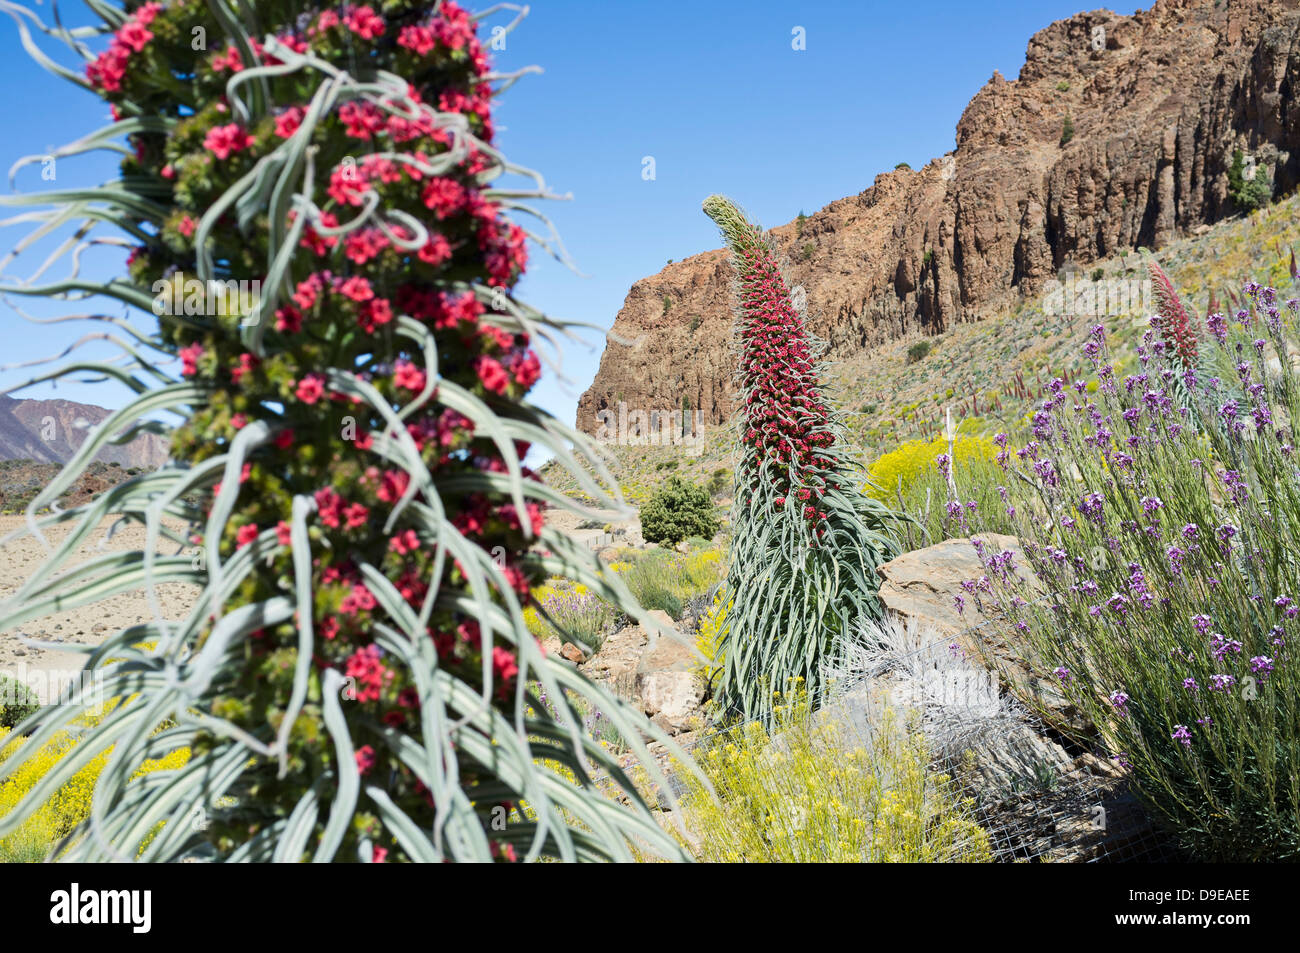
[0,504,649,706]
[0,515,198,704]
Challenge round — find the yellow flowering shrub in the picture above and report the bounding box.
[865,429,1000,501]
[0,714,190,862]
[694,589,730,682]
[675,704,992,863]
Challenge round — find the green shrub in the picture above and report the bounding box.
[707,467,731,497]
[621,547,724,621]
[907,340,933,364]
[640,475,719,547]
[1228,149,1271,213]
[1060,114,1075,147]
[0,676,40,731]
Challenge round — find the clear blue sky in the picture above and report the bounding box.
[0,0,1142,428]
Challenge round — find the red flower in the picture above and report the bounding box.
[205,123,253,161]
[398,25,436,55]
[355,745,377,775]
[235,524,259,548]
[474,355,510,395]
[393,359,427,393]
[344,5,386,39]
[421,178,468,219]
[295,373,326,404]
[492,645,519,694]
[179,342,204,377]
[274,106,306,139]
[338,275,374,303]
[117,21,153,53]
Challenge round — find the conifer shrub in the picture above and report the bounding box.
[639,475,719,547]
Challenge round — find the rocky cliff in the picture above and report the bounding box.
[0,395,169,469]
[579,0,1300,432]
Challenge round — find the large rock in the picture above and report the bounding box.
[634,610,704,735]
[579,0,1300,433]
[876,535,1077,724]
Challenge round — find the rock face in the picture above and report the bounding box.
[0,395,168,469]
[580,0,1300,432]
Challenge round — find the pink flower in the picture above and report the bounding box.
[389,529,420,555]
[418,233,452,266]
[275,305,303,333]
[179,342,204,377]
[295,373,326,404]
[117,21,154,53]
[177,215,197,238]
[371,846,388,863]
[355,745,377,775]
[275,521,292,546]
[338,276,374,303]
[393,360,427,393]
[343,643,388,701]
[210,44,243,73]
[205,123,253,160]
[274,106,306,139]
[344,5,386,40]
[491,646,519,696]
[421,178,468,219]
[134,2,162,25]
[474,355,511,396]
[235,524,259,548]
[339,100,385,140]
[398,25,436,56]
[343,502,370,530]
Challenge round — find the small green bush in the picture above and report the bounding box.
[1060,114,1074,147]
[906,340,933,364]
[640,475,719,547]
[0,675,40,730]
[1228,149,1271,213]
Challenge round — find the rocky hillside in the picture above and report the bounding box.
[0,395,168,469]
[579,0,1300,432]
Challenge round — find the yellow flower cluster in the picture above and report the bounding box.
[0,713,190,862]
[675,705,992,863]
[694,588,730,681]
[865,430,1001,501]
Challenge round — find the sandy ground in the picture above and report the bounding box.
[0,515,198,704]
[0,504,649,706]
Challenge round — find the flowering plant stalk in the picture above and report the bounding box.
[973,280,1300,859]
[0,0,693,862]
[701,195,902,727]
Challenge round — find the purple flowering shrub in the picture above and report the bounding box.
[968,282,1300,860]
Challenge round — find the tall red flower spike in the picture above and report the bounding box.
[703,195,901,726]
